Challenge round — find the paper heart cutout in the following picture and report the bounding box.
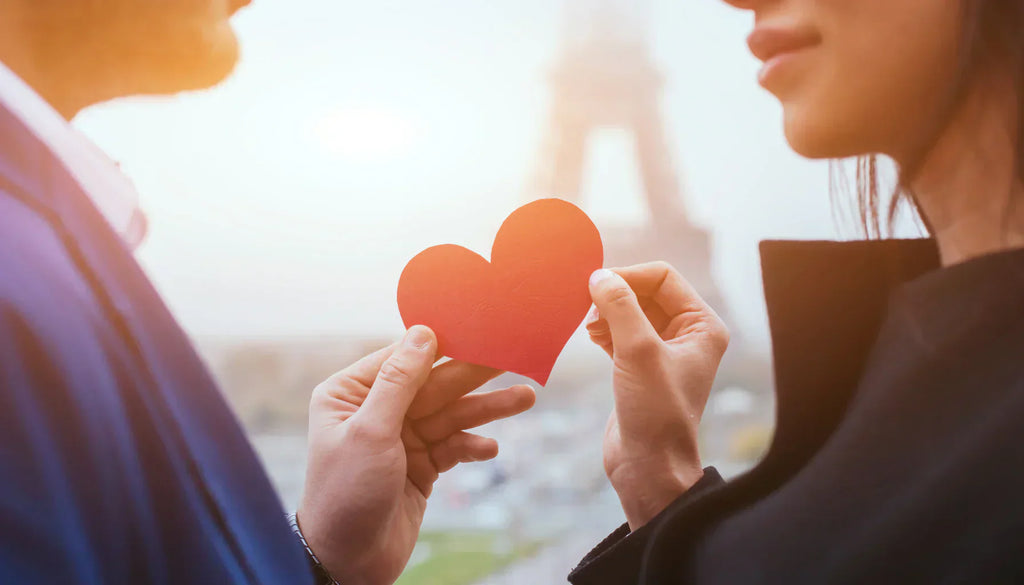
[397,198,604,385]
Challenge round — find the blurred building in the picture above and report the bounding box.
[200,335,391,432]
[531,0,774,467]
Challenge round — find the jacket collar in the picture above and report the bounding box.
[642,239,1021,584]
[0,60,146,248]
[757,238,940,477]
[889,245,1024,357]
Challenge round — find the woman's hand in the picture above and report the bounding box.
[296,326,535,585]
[587,263,729,531]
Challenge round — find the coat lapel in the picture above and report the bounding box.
[0,99,308,584]
[640,238,940,584]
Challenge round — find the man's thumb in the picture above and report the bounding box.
[361,325,437,435]
[589,269,659,356]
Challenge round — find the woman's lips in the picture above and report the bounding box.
[747,26,820,90]
[746,26,820,63]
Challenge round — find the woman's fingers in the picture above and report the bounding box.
[406,360,503,420]
[585,306,614,357]
[589,269,662,360]
[616,263,728,349]
[429,432,499,473]
[412,384,536,443]
[593,263,724,346]
[640,298,673,340]
[613,262,709,321]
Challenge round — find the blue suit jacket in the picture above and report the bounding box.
[0,102,312,582]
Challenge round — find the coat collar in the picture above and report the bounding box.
[0,60,146,248]
[639,238,945,584]
[757,238,941,477]
[889,244,1024,358]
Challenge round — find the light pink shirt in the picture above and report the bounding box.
[0,60,146,249]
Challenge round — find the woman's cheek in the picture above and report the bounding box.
[778,56,866,159]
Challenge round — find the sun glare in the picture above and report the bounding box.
[313,106,419,162]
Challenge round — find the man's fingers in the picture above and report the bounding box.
[358,326,437,436]
[413,385,535,443]
[429,432,499,473]
[407,360,503,420]
[404,424,439,499]
[309,344,398,428]
[325,343,397,389]
[589,269,661,359]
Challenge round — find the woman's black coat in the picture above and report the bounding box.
[568,239,1024,584]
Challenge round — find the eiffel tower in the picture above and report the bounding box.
[532,0,732,330]
[530,0,770,405]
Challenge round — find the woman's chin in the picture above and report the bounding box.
[782,110,868,160]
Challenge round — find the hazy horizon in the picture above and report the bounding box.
[74,0,923,348]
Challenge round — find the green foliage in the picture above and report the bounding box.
[729,423,774,462]
[396,531,542,585]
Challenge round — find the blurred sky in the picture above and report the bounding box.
[74,0,919,346]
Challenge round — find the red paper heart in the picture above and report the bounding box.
[397,199,604,385]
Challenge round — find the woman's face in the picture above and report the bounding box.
[724,0,964,163]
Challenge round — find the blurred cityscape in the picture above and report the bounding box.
[200,1,777,582]
[207,337,772,583]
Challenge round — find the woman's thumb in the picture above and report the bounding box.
[589,269,660,357]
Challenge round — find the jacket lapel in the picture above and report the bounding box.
[640,238,940,584]
[0,102,308,584]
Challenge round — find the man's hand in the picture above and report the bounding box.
[296,326,535,585]
[587,263,729,531]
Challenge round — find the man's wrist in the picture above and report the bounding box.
[288,512,341,585]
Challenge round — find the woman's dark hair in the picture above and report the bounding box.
[832,0,1024,239]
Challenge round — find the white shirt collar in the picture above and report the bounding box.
[0,60,146,249]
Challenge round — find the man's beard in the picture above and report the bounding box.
[37,11,241,109]
[108,17,241,96]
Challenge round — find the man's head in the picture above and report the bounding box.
[2,0,249,118]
